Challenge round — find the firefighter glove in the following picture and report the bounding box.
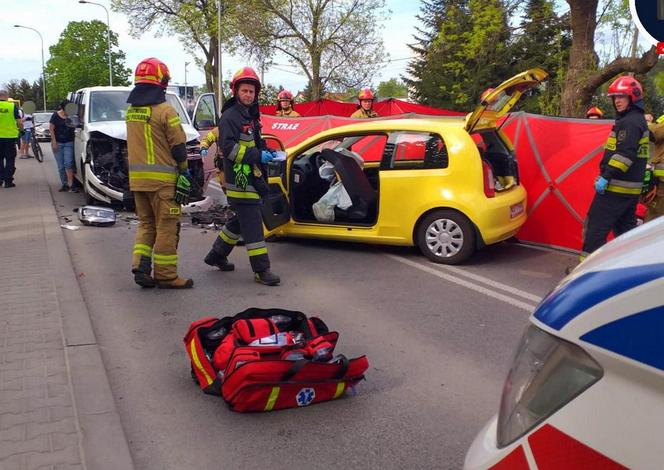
[174,170,192,205]
[594,176,608,194]
[261,150,275,164]
[200,148,208,157]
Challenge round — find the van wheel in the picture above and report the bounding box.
[416,210,475,265]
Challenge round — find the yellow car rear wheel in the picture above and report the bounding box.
[417,209,475,265]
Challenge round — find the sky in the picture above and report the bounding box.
[0,0,421,93]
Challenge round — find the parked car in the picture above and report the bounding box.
[261,69,547,264]
[464,215,664,469]
[33,111,54,141]
[66,86,218,210]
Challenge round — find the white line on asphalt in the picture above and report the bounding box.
[433,262,543,303]
[386,255,539,312]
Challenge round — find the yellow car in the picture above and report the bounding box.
[262,69,548,264]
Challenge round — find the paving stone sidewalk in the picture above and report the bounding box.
[0,153,134,470]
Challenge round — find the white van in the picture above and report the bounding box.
[66,86,217,210]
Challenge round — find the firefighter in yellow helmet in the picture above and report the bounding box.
[275,90,300,117]
[644,114,664,222]
[203,66,280,286]
[126,57,193,289]
[350,88,379,118]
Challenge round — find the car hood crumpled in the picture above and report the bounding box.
[87,121,199,142]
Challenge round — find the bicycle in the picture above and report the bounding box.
[30,131,44,163]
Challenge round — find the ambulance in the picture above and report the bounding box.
[465,216,664,469]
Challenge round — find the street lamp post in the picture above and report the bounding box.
[184,61,189,104]
[79,0,113,86]
[14,25,47,110]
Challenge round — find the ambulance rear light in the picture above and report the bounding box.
[482,161,495,198]
[496,325,603,448]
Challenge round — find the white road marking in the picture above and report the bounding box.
[386,255,540,313]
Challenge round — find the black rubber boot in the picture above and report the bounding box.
[132,255,156,288]
[255,270,280,286]
[204,237,235,271]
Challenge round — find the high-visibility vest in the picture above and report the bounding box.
[0,101,19,139]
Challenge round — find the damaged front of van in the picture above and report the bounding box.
[70,86,215,212]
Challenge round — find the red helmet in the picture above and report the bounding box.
[230,67,261,96]
[358,88,375,101]
[277,90,293,101]
[480,87,495,102]
[134,57,171,88]
[607,76,643,102]
[586,106,603,118]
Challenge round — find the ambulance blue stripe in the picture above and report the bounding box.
[580,305,664,372]
[534,263,664,330]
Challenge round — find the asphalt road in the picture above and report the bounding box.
[42,148,576,470]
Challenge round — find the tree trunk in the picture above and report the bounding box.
[560,0,598,117]
[561,0,659,117]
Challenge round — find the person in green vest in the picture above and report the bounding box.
[0,90,22,188]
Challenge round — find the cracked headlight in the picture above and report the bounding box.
[496,325,603,448]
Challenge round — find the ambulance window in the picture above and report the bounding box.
[384,132,448,170]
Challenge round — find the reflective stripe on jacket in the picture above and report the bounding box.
[126,102,186,191]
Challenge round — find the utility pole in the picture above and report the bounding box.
[14,25,47,110]
[217,0,224,107]
[79,0,113,86]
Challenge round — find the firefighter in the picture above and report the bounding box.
[203,66,280,286]
[275,90,300,117]
[126,57,194,289]
[581,75,649,258]
[644,114,664,221]
[350,88,379,119]
[0,90,22,188]
[586,106,603,119]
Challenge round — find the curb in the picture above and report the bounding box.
[38,162,135,470]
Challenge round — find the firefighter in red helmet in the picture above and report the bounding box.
[580,75,650,260]
[203,66,280,286]
[126,57,193,289]
[275,90,300,117]
[350,88,379,118]
[586,106,603,119]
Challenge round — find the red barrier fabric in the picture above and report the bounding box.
[260,98,464,118]
[502,113,612,251]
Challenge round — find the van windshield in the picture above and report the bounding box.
[88,91,190,124]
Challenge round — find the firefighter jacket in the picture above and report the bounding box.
[276,108,301,117]
[200,128,219,150]
[126,102,186,192]
[350,108,379,119]
[648,118,664,188]
[219,98,267,205]
[599,106,649,197]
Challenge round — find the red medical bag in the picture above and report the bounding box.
[183,308,369,412]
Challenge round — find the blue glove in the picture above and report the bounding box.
[261,150,275,164]
[594,176,608,194]
[200,148,208,157]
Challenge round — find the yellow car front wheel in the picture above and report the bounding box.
[417,209,475,265]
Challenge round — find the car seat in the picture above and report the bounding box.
[320,149,376,221]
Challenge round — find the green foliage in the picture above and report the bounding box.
[259,84,282,105]
[510,0,570,114]
[408,0,513,111]
[45,20,131,101]
[2,79,45,108]
[377,78,408,98]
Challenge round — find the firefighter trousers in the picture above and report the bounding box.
[212,203,270,273]
[131,186,182,281]
[582,191,638,255]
